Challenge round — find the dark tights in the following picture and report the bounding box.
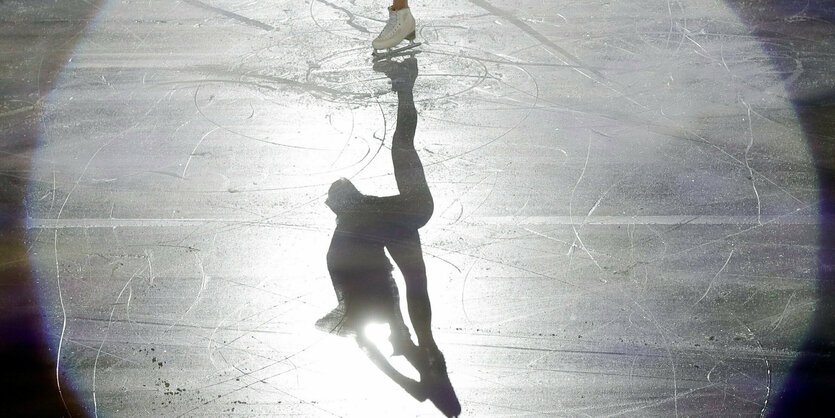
[358,85,435,350]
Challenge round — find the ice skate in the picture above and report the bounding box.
[416,347,447,382]
[414,347,461,417]
[372,7,421,61]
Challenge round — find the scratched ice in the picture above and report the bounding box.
[25,0,819,416]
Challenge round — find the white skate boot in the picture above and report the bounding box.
[372,7,421,60]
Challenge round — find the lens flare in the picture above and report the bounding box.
[363,322,394,356]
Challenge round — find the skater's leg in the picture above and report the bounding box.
[391,72,434,225]
[314,272,353,336]
[392,0,409,11]
[354,61,432,230]
[386,230,437,351]
[391,76,416,152]
[386,273,416,355]
[328,269,346,305]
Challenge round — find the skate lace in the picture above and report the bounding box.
[380,12,399,37]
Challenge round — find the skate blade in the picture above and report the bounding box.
[372,42,422,61]
[426,382,461,418]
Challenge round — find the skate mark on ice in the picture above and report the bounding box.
[470,0,648,109]
[439,238,628,305]
[665,0,684,51]
[522,227,573,249]
[51,229,71,415]
[574,177,624,266]
[768,292,796,335]
[601,384,718,418]
[189,82,329,151]
[325,106,357,168]
[468,0,605,81]
[676,124,804,207]
[182,0,275,31]
[179,336,343,418]
[182,127,219,179]
[51,129,118,415]
[340,90,389,179]
[630,300,680,418]
[92,265,147,418]
[315,0,371,34]
[454,171,501,226]
[651,202,816,263]
[301,63,391,174]
[424,59,540,166]
[740,97,762,226]
[207,293,313,371]
[308,0,364,42]
[181,71,370,103]
[446,214,819,226]
[566,135,604,273]
[438,172,500,223]
[460,260,479,324]
[464,3,806,214]
[730,315,771,417]
[428,47,607,70]
[693,249,734,307]
[161,252,210,337]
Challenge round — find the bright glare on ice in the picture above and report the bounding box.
[364,323,393,356]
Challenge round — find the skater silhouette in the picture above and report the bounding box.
[316,56,460,416]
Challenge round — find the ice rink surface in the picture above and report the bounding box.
[2,0,835,416]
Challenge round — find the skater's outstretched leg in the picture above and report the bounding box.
[391,59,428,198]
[371,58,433,227]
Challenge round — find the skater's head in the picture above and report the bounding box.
[326,178,363,214]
